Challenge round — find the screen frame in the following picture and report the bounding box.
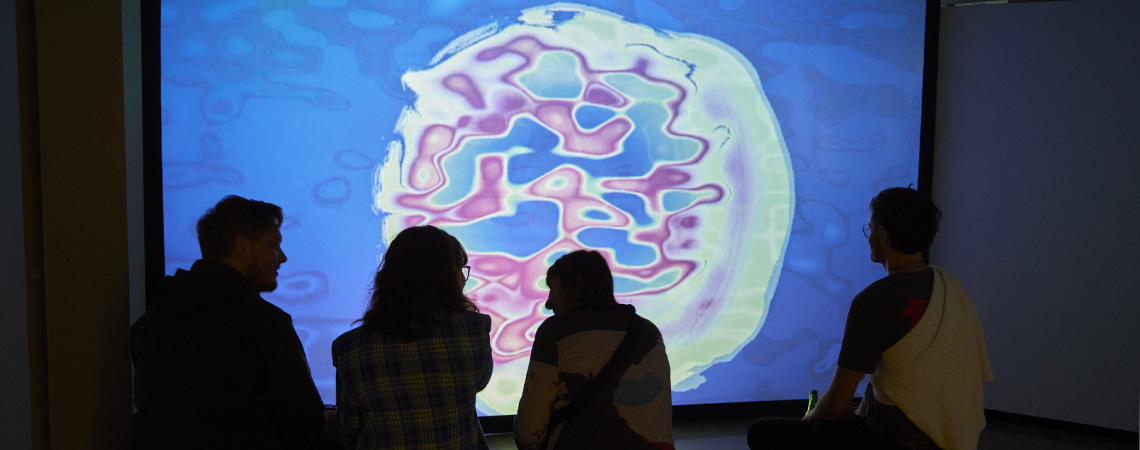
[139,0,942,431]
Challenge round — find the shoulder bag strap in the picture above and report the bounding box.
[547,313,645,428]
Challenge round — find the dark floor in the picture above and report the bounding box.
[485,410,1138,449]
[977,411,1136,450]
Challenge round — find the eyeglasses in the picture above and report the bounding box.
[461,265,471,280]
[862,224,881,239]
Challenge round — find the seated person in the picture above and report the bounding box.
[515,250,674,450]
[332,225,492,449]
[747,187,992,450]
[130,195,326,450]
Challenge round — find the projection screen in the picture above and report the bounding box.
[154,0,932,415]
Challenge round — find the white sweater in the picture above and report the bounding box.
[870,266,993,450]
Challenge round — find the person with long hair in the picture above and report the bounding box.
[514,250,674,450]
[332,225,492,449]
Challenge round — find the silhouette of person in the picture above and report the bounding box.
[332,225,492,449]
[515,250,674,450]
[747,187,992,450]
[130,195,326,450]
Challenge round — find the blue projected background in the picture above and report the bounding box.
[159,0,926,415]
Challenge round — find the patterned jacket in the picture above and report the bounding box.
[515,304,674,450]
[332,310,493,450]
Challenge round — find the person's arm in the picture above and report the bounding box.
[809,288,884,421]
[333,348,361,450]
[474,314,493,392]
[258,313,327,450]
[803,366,865,421]
[514,323,560,450]
[514,360,561,449]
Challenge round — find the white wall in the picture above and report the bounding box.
[0,0,32,447]
[932,0,1140,431]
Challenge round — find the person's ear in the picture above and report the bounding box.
[232,235,253,262]
[879,227,892,248]
[572,274,586,291]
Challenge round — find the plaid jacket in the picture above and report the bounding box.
[332,310,492,450]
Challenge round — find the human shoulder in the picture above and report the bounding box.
[634,313,664,339]
[530,313,573,347]
[451,309,492,330]
[849,270,929,308]
[844,275,908,332]
[426,310,492,341]
[853,274,896,301]
[930,265,964,287]
[333,324,368,343]
[332,325,370,354]
[244,294,292,322]
[236,296,299,343]
[536,307,640,340]
[533,310,584,338]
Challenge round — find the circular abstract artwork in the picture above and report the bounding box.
[379,4,793,414]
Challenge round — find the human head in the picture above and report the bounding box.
[545,250,617,314]
[362,225,477,341]
[868,187,942,257]
[196,195,286,291]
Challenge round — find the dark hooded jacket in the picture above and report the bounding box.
[129,259,325,450]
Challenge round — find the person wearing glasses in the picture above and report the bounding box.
[332,225,492,449]
[747,187,992,450]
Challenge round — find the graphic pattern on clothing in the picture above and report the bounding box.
[515,305,674,450]
[838,269,934,374]
[901,298,929,330]
[838,268,941,450]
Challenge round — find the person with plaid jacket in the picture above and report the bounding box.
[332,225,493,449]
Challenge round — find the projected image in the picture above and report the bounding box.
[382,6,791,413]
[159,0,926,414]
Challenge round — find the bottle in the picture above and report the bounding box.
[805,389,818,415]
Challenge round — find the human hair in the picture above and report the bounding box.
[546,250,618,311]
[196,195,284,262]
[361,225,478,342]
[869,187,942,255]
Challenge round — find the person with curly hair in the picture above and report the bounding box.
[332,225,492,450]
